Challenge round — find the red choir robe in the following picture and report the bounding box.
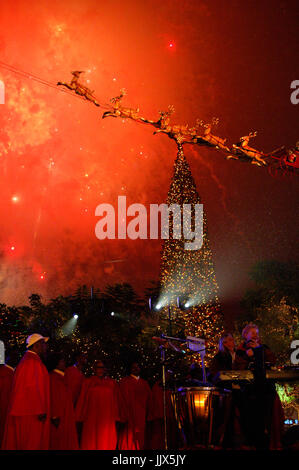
[64,365,84,406]
[0,364,14,447]
[49,369,79,450]
[75,376,119,450]
[118,375,151,450]
[1,350,50,450]
[149,381,177,449]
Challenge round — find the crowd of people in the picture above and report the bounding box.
[0,334,168,451]
[0,323,287,450]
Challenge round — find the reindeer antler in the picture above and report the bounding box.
[240,131,258,142]
[110,88,127,104]
[212,117,219,126]
[158,105,175,118]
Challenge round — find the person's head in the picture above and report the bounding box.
[219,333,235,353]
[26,334,48,359]
[5,349,20,368]
[165,369,173,381]
[94,359,106,378]
[47,352,66,372]
[130,362,141,377]
[57,356,66,371]
[242,323,259,342]
[189,362,202,379]
[29,339,48,359]
[74,352,87,368]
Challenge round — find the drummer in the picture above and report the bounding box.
[209,333,245,449]
[185,362,205,385]
[209,333,235,380]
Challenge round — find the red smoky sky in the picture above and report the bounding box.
[0,0,298,320]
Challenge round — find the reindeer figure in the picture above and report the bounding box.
[239,131,258,149]
[229,131,267,166]
[169,124,190,144]
[187,117,228,151]
[70,70,84,87]
[154,121,195,146]
[195,118,230,151]
[189,118,202,138]
[110,88,127,105]
[102,89,126,118]
[57,71,100,107]
[142,104,175,129]
[152,108,189,142]
[102,89,140,120]
[158,105,175,130]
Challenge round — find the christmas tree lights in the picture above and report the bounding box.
[158,144,224,360]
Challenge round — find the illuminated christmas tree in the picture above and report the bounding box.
[158,144,224,359]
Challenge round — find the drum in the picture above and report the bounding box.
[171,386,231,448]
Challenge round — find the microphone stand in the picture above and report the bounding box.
[156,335,212,450]
[160,345,168,451]
[157,333,186,451]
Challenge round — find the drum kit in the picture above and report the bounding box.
[152,334,299,449]
[172,386,231,449]
[152,334,231,449]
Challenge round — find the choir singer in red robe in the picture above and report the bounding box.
[1,334,50,450]
[65,352,86,407]
[118,362,152,450]
[48,352,79,450]
[0,352,16,447]
[75,359,119,450]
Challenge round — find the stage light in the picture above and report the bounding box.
[149,296,161,312]
[177,294,191,311]
[149,294,179,312]
[60,314,79,336]
[111,312,115,316]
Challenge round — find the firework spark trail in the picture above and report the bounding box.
[33,207,42,246]
[189,147,255,256]
[33,163,53,248]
